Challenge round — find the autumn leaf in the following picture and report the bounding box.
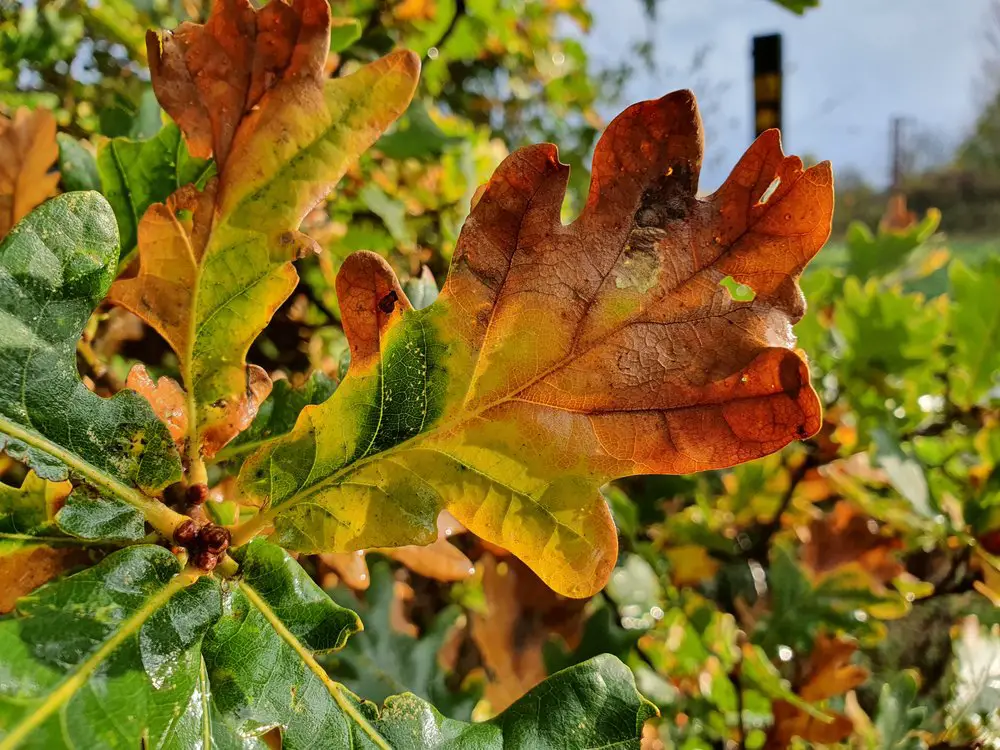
[236,90,833,598]
[320,511,474,589]
[472,555,550,712]
[0,108,60,239]
[800,500,904,589]
[125,364,189,448]
[111,0,420,458]
[0,471,88,613]
[767,635,868,748]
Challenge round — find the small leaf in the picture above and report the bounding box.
[220,372,337,461]
[873,428,932,518]
[949,257,1000,408]
[126,364,189,448]
[237,91,832,598]
[874,670,926,750]
[56,487,146,542]
[403,265,440,310]
[0,108,60,240]
[96,122,214,264]
[328,16,363,54]
[55,133,100,193]
[0,194,183,504]
[767,635,868,748]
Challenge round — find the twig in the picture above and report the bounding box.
[749,451,818,560]
[430,0,466,54]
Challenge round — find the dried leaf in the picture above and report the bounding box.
[381,510,475,582]
[126,365,189,448]
[113,0,419,457]
[0,471,87,613]
[767,635,868,748]
[0,108,60,239]
[801,500,904,588]
[471,556,549,712]
[319,550,370,591]
[239,91,832,597]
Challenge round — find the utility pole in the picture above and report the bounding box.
[752,34,783,138]
[890,116,905,190]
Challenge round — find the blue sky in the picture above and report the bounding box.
[584,0,988,190]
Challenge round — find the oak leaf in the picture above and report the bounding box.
[767,635,868,748]
[0,108,60,239]
[801,500,904,589]
[113,0,419,457]
[237,90,833,597]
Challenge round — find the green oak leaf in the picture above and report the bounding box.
[874,670,926,750]
[96,123,214,266]
[0,538,655,748]
[55,134,100,193]
[949,257,1000,408]
[0,194,183,531]
[55,488,146,542]
[373,655,657,748]
[0,545,221,749]
[326,559,480,720]
[844,210,940,281]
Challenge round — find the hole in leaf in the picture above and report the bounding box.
[757,177,780,205]
[720,275,756,302]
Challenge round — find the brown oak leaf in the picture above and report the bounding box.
[767,635,868,748]
[0,108,59,239]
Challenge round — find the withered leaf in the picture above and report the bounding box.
[0,108,60,239]
[767,635,868,748]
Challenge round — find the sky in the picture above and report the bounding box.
[584,0,989,190]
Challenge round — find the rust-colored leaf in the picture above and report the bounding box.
[381,510,475,582]
[126,365,189,448]
[767,635,868,748]
[800,500,904,588]
[0,108,59,239]
[147,0,328,167]
[239,90,833,598]
[0,545,89,614]
[471,556,549,712]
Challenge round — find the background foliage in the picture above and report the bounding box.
[1,0,999,748]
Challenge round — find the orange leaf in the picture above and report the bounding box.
[800,500,903,588]
[471,556,549,712]
[126,364,189,448]
[114,0,418,457]
[767,635,868,748]
[147,0,329,167]
[380,510,475,582]
[0,108,59,239]
[0,545,89,614]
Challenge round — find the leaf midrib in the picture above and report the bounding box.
[0,567,202,750]
[239,581,390,750]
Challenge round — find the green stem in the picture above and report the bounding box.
[241,582,390,750]
[0,415,189,541]
[0,567,203,750]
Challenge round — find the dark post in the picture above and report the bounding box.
[753,34,782,138]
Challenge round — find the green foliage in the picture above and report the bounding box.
[96,123,214,264]
[0,193,181,494]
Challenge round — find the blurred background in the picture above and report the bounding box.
[2,1,1000,748]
